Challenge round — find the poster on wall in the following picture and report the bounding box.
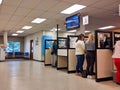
[35,37,39,45]
[42,35,52,56]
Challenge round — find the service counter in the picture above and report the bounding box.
[57,49,67,69]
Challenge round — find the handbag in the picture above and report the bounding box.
[51,51,54,55]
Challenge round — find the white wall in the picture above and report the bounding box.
[24,31,75,61]
[24,32,42,61]
[24,31,57,61]
[24,34,33,58]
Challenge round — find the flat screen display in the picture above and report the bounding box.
[66,14,80,30]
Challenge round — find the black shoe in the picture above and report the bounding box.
[91,72,96,75]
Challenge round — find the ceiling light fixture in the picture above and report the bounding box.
[98,26,115,30]
[22,26,32,30]
[16,30,24,33]
[12,34,18,36]
[61,4,86,14]
[68,30,76,32]
[50,28,61,31]
[31,18,46,24]
[85,31,91,33]
[0,0,3,5]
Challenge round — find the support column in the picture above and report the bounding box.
[3,31,8,48]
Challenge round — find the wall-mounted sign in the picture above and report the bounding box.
[83,15,89,25]
[35,37,39,45]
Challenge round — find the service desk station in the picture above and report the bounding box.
[44,30,120,84]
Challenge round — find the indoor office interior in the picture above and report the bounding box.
[0,0,120,90]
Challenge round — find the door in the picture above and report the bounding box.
[30,40,33,60]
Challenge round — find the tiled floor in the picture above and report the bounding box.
[0,60,119,90]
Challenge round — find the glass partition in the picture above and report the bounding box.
[95,31,113,49]
[45,40,54,49]
[114,32,120,45]
[68,35,78,49]
[58,37,68,49]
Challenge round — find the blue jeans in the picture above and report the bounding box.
[76,55,84,73]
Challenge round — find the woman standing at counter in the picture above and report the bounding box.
[85,33,95,76]
[75,34,85,76]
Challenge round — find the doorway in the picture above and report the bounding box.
[30,40,33,60]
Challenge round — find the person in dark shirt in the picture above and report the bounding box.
[51,40,57,67]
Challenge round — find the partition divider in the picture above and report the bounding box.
[96,49,113,82]
[45,48,52,66]
[57,49,67,69]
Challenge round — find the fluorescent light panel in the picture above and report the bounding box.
[68,30,76,32]
[12,34,18,36]
[98,26,115,30]
[31,18,46,24]
[50,28,61,31]
[22,26,32,30]
[61,4,86,14]
[0,0,3,5]
[85,31,91,33]
[16,30,24,33]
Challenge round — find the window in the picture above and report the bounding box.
[6,42,20,52]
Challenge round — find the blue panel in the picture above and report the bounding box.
[42,35,52,56]
[45,41,53,49]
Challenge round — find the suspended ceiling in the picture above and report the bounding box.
[0,0,120,36]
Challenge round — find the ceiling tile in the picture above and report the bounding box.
[78,0,99,6]
[102,1,119,13]
[40,11,57,19]
[27,10,45,18]
[0,5,17,15]
[5,22,19,30]
[3,0,22,6]
[48,1,73,13]
[14,7,32,16]
[10,15,25,21]
[91,0,118,8]
[0,14,12,21]
[62,0,82,3]
[0,0,120,36]
[35,0,60,11]
[19,0,41,9]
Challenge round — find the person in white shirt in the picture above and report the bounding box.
[75,34,85,76]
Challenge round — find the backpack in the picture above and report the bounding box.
[82,70,88,78]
